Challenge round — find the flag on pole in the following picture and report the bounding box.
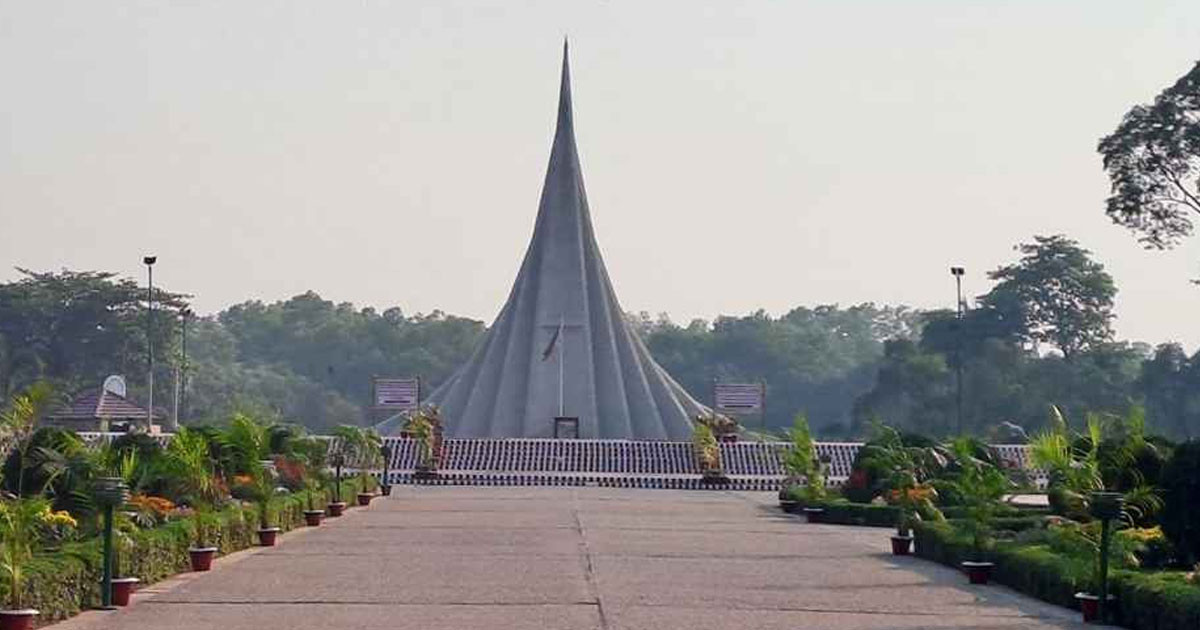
[542,319,563,361]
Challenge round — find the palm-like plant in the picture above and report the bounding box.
[164,427,225,551]
[692,422,721,476]
[0,497,77,610]
[782,415,825,502]
[944,438,1012,559]
[332,425,383,495]
[0,383,54,497]
[862,424,945,536]
[1030,406,1162,524]
[405,407,442,473]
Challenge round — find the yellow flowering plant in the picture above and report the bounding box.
[0,497,78,610]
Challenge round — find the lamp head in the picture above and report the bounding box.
[143,256,157,266]
[950,266,964,276]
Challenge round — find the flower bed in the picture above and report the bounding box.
[2,481,359,626]
[914,520,1200,630]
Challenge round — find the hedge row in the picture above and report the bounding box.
[780,494,900,528]
[914,520,1200,630]
[6,480,362,626]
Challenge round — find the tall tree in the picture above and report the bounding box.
[979,235,1116,359]
[1098,60,1200,256]
[0,269,187,399]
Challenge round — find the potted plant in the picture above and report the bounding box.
[946,439,1011,584]
[0,383,58,630]
[326,464,347,518]
[334,426,383,506]
[692,421,728,485]
[863,425,944,555]
[109,519,139,606]
[0,498,77,630]
[407,407,443,480]
[303,478,324,526]
[252,471,280,546]
[187,508,220,571]
[782,415,826,522]
[164,428,225,571]
[291,438,327,526]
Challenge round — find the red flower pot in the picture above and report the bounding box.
[189,547,218,572]
[257,527,281,546]
[890,535,913,555]
[111,577,139,606]
[1076,593,1099,623]
[0,610,38,630]
[327,502,347,517]
[356,492,374,507]
[962,561,994,585]
[304,510,324,526]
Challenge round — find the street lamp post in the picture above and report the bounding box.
[144,256,157,432]
[180,308,191,427]
[950,266,965,436]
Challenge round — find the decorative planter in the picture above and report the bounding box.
[0,610,39,630]
[256,527,281,546]
[1089,492,1125,521]
[962,561,995,585]
[327,502,347,517]
[188,547,218,572]
[356,492,374,506]
[890,535,913,555]
[381,485,392,497]
[699,472,730,486]
[111,577,140,606]
[303,510,324,527]
[803,507,825,523]
[1075,592,1113,623]
[779,499,800,514]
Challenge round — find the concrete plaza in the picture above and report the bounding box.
[52,486,1091,630]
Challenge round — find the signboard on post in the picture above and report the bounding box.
[713,382,765,414]
[372,377,420,411]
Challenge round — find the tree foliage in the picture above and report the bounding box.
[1099,60,1200,251]
[981,235,1116,358]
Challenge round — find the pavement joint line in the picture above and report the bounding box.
[570,489,611,630]
[142,600,602,607]
[618,602,1066,620]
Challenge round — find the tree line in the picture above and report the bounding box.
[1,232,1197,438]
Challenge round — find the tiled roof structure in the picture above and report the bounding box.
[49,388,162,420]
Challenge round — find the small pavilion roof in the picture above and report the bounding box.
[49,388,163,420]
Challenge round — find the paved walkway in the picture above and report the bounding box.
[55,487,1090,630]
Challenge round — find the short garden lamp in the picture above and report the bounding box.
[93,476,130,610]
[1089,491,1125,622]
[380,443,393,497]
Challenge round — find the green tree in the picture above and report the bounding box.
[980,235,1116,359]
[0,269,188,400]
[1098,60,1200,254]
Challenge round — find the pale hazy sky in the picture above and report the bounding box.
[2,1,1199,350]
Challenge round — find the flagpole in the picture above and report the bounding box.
[558,313,565,417]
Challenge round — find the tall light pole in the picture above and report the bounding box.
[180,307,191,428]
[950,266,965,436]
[144,256,157,432]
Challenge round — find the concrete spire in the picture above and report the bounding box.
[393,44,706,439]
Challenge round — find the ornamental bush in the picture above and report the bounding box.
[1160,441,1200,565]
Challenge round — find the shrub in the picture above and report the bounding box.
[1160,441,1200,565]
[914,519,1200,630]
